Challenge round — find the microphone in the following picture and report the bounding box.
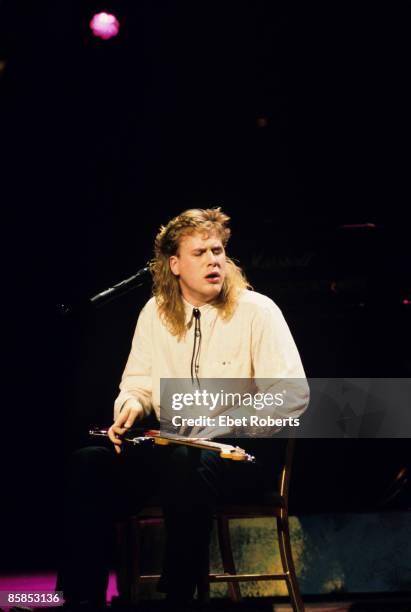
[59,265,150,315]
[191,308,202,383]
[90,266,150,306]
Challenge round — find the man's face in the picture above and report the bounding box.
[169,230,227,306]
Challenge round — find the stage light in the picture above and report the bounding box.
[340,223,376,229]
[89,12,120,40]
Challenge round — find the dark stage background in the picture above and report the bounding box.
[0,2,410,571]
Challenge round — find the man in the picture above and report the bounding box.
[57,207,308,610]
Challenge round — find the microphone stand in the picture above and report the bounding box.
[59,265,150,315]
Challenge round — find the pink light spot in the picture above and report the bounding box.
[89,12,120,40]
[403,299,411,305]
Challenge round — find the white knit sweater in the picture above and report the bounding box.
[114,290,309,427]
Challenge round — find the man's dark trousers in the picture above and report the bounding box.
[56,439,269,605]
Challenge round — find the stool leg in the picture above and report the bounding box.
[217,515,242,602]
[277,515,305,612]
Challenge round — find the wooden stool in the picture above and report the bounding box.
[115,438,304,612]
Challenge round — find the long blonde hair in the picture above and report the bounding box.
[149,207,251,338]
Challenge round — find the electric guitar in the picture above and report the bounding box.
[89,427,255,462]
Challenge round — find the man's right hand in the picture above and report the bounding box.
[108,406,142,454]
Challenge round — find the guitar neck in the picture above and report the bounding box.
[137,430,237,453]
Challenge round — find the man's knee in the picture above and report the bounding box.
[70,445,114,471]
[66,446,115,497]
[161,446,224,505]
